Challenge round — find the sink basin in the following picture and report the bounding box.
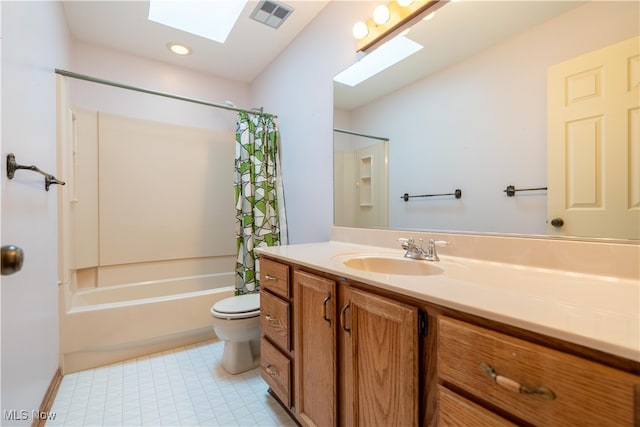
[340,255,444,276]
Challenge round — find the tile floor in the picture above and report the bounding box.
[46,340,297,427]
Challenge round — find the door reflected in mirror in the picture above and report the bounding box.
[333,0,639,241]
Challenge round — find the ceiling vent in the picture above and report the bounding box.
[250,0,293,29]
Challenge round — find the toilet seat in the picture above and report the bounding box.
[211,293,260,320]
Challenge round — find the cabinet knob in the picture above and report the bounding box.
[264,313,278,325]
[265,365,279,377]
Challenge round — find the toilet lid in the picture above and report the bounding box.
[211,293,260,319]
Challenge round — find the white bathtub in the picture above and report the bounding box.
[59,273,235,374]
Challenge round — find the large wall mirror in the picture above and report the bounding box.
[334,1,639,241]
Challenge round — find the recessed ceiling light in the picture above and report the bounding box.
[167,42,192,55]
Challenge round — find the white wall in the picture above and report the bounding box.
[69,40,250,132]
[1,1,70,423]
[251,1,368,244]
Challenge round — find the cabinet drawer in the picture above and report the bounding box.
[260,257,290,298]
[260,290,290,351]
[261,337,291,408]
[438,385,516,427]
[438,316,639,426]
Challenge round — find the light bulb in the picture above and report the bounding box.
[352,21,369,40]
[373,4,390,25]
[397,0,414,6]
[167,42,191,55]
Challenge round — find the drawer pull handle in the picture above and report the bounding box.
[340,302,351,335]
[322,293,331,325]
[480,362,556,400]
[265,365,279,377]
[264,313,278,325]
[264,274,278,281]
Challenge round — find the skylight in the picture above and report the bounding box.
[148,0,248,44]
[333,36,423,87]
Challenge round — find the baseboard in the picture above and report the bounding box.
[31,368,63,427]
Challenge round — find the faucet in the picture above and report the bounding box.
[398,237,447,261]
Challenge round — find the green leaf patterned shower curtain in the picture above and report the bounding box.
[234,112,287,294]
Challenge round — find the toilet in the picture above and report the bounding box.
[210,293,261,374]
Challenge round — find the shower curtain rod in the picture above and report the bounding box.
[55,69,277,118]
[333,128,389,141]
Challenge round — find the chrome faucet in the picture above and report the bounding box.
[398,237,447,261]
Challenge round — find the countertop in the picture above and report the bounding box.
[257,241,640,363]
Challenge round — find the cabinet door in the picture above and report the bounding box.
[294,271,337,427]
[341,287,419,427]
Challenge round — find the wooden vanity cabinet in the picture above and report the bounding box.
[294,270,338,427]
[437,316,640,426]
[260,255,640,427]
[289,264,421,427]
[259,257,294,408]
[340,285,420,427]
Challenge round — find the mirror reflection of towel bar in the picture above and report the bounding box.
[6,153,66,191]
[402,189,462,201]
[504,185,547,197]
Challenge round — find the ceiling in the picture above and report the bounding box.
[61,1,585,107]
[334,1,584,110]
[61,0,329,83]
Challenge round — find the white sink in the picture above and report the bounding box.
[339,254,444,276]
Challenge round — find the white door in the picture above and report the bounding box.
[547,36,640,240]
[1,2,66,424]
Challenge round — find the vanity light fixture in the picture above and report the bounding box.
[352,21,369,40]
[167,42,192,56]
[354,0,445,52]
[373,5,391,25]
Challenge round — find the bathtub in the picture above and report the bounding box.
[59,273,235,374]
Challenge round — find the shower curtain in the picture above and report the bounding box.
[234,111,287,295]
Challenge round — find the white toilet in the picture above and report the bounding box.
[210,293,261,374]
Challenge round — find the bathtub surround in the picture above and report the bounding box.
[235,112,288,294]
[57,108,239,373]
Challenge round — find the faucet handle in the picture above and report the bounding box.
[427,239,450,261]
[398,237,414,249]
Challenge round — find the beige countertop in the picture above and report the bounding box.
[257,240,640,363]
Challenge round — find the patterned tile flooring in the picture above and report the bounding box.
[46,340,296,426]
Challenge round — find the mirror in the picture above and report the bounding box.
[334,1,639,240]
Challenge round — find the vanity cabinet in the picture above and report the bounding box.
[259,255,639,427]
[293,269,420,427]
[340,286,419,427]
[259,257,293,408]
[264,260,420,427]
[294,271,338,427]
[437,316,639,426]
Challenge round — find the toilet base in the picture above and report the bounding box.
[221,337,260,375]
